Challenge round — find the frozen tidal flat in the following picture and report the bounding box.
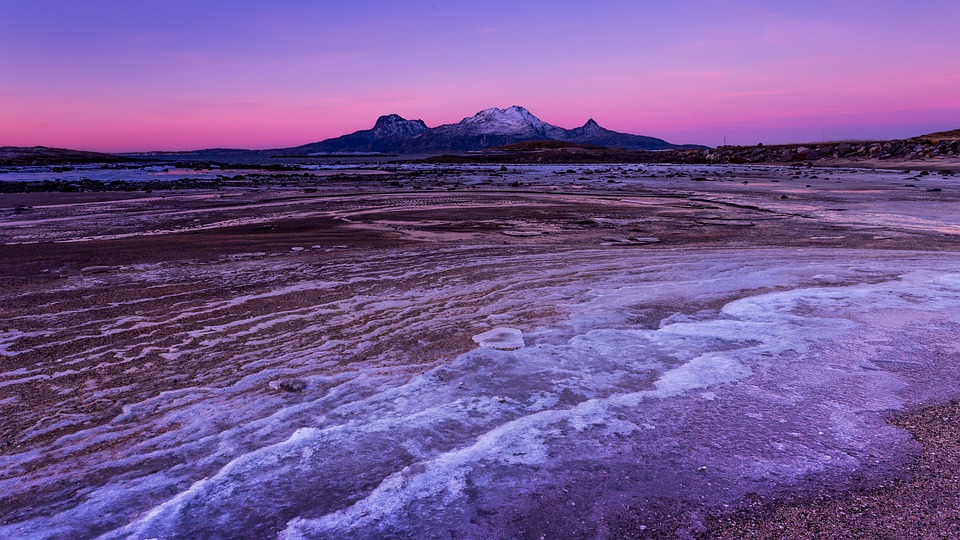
[2,164,960,538]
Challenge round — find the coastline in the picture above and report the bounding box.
[2,161,960,537]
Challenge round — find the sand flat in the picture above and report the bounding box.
[2,163,960,538]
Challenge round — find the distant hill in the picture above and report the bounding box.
[703,134,960,168]
[0,146,133,166]
[495,140,609,151]
[278,106,705,155]
[421,140,707,165]
[921,129,960,141]
[9,124,955,167]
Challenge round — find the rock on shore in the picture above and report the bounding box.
[704,131,960,166]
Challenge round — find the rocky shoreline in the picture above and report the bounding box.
[418,131,960,171]
[4,131,960,174]
[706,133,960,169]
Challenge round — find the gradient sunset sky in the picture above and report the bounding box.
[2,0,959,152]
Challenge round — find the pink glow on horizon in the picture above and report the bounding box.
[2,1,959,152]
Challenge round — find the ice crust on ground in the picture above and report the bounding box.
[472,327,525,350]
[2,246,959,539]
[4,162,960,538]
[4,163,959,245]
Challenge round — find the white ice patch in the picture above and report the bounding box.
[0,329,48,357]
[472,327,525,350]
[6,247,960,540]
[653,353,751,397]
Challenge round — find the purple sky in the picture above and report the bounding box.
[2,1,959,151]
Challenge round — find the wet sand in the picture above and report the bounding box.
[2,163,960,538]
[709,400,960,539]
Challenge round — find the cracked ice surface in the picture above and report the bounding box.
[3,248,960,538]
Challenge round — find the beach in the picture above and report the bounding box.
[2,162,960,538]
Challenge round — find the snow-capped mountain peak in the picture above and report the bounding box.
[289,105,701,154]
[453,106,561,136]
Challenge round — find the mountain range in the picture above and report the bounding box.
[278,106,705,155]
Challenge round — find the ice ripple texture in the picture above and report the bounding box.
[2,248,960,538]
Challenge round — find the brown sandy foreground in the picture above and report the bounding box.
[2,162,960,538]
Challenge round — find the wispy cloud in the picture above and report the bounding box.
[155,101,271,114]
[711,90,793,99]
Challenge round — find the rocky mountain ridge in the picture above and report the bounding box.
[282,106,704,155]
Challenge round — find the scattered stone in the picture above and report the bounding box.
[695,219,755,227]
[269,379,308,392]
[602,236,661,246]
